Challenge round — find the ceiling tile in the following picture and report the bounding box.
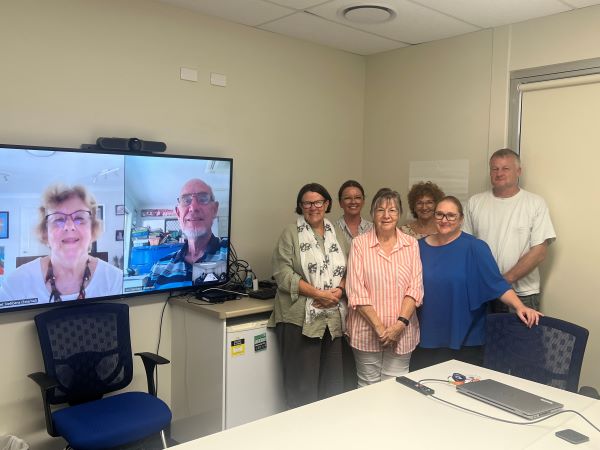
[268,0,332,9]
[413,0,571,28]
[561,0,600,6]
[308,0,480,44]
[259,11,407,54]
[158,0,293,26]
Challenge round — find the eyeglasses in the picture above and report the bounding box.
[374,208,399,216]
[301,200,326,209]
[342,196,364,202]
[46,210,92,228]
[434,211,460,222]
[178,192,214,206]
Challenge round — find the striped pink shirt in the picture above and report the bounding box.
[346,228,423,354]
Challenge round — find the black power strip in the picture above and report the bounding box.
[396,376,435,395]
[248,287,277,299]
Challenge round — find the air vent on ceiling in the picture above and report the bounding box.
[339,5,396,24]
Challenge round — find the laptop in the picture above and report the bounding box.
[456,379,563,420]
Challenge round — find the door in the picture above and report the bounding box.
[519,76,600,387]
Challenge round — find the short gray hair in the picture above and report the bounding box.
[490,148,520,167]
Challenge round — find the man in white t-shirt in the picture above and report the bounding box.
[463,148,556,311]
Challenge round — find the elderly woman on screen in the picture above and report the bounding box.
[0,184,122,305]
[401,181,445,239]
[346,188,423,386]
[335,180,372,245]
[409,196,542,371]
[268,183,349,408]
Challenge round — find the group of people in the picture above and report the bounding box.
[269,148,556,409]
[0,146,555,411]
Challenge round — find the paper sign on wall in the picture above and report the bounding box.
[408,159,470,220]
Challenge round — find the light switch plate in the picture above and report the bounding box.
[180,67,198,82]
[210,72,227,87]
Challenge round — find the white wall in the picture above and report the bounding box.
[0,0,364,448]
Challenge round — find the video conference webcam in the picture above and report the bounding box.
[81,137,167,153]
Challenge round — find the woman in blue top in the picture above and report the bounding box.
[409,196,542,371]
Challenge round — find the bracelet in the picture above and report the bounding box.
[397,316,410,326]
[336,286,346,298]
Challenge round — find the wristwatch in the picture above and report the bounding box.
[337,286,346,298]
[397,316,410,326]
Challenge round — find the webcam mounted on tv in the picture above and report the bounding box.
[81,137,167,153]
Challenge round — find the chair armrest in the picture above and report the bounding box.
[579,386,600,399]
[135,352,170,366]
[135,352,170,396]
[28,372,59,436]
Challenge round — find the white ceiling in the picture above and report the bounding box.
[158,0,600,55]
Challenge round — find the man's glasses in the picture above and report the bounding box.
[178,192,214,206]
[434,211,460,222]
[46,210,92,228]
[301,200,326,209]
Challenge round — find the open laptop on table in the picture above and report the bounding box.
[456,379,563,420]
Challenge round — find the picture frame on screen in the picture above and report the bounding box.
[0,144,233,313]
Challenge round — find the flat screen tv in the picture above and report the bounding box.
[0,143,233,312]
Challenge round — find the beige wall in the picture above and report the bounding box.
[364,30,494,202]
[0,1,364,448]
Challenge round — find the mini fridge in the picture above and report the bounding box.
[225,317,287,428]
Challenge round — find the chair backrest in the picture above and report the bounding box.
[34,302,133,405]
[484,313,589,392]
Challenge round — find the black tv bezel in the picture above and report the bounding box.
[0,143,234,313]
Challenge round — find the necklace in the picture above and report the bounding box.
[45,258,91,302]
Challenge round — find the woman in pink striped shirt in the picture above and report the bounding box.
[346,188,424,386]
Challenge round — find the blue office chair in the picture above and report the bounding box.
[484,313,588,393]
[29,302,172,450]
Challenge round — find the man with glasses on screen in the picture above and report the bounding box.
[145,178,225,289]
[462,148,556,312]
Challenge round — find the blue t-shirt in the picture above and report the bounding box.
[418,232,510,349]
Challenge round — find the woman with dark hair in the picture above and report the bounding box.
[336,180,372,245]
[346,188,423,386]
[410,196,541,371]
[268,183,349,408]
[401,181,445,239]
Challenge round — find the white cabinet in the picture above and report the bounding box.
[170,298,285,443]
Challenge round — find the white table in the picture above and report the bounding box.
[170,360,600,449]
